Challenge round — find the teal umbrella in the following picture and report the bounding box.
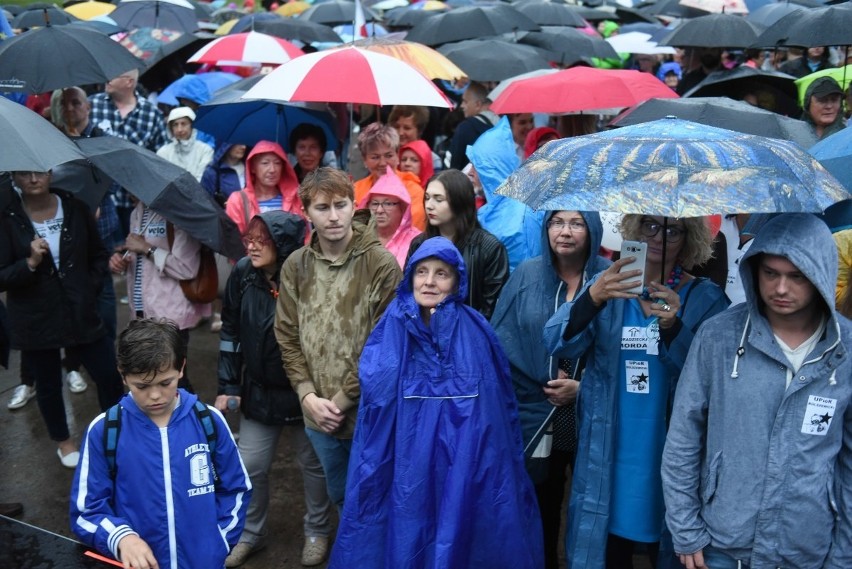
[497,117,848,217]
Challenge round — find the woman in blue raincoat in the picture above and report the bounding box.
[491,210,610,569]
[330,236,543,569]
[544,215,729,569]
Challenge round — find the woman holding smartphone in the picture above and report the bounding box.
[543,215,729,569]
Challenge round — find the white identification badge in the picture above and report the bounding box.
[621,325,658,356]
[801,395,837,436]
[146,220,167,240]
[625,360,650,394]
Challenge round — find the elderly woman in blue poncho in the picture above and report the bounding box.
[329,236,543,569]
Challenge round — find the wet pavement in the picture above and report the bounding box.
[0,277,330,569]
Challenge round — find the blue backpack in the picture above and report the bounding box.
[103,399,219,483]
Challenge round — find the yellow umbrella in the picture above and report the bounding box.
[276,1,310,17]
[418,1,449,11]
[65,1,115,20]
[352,37,466,81]
[215,19,239,36]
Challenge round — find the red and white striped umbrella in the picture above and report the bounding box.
[242,46,453,108]
[187,31,304,66]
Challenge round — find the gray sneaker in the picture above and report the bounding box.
[225,541,265,568]
[7,384,36,410]
[301,536,329,567]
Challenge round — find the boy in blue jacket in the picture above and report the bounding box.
[70,319,252,569]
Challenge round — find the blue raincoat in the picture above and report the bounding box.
[491,211,611,483]
[468,116,544,271]
[544,258,729,569]
[329,237,544,569]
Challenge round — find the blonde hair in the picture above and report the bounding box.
[619,215,714,270]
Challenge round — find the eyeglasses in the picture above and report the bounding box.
[369,201,400,211]
[639,220,687,243]
[547,219,587,232]
[241,236,272,248]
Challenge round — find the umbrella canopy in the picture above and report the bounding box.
[438,39,551,82]
[226,12,280,34]
[639,0,710,19]
[659,13,764,48]
[297,0,380,25]
[11,7,78,28]
[276,1,311,17]
[352,36,466,80]
[72,136,244,259]
[606,31,676,55]
[795,65,852,108]
[242,45,453,107]
[384,8,439,28]
[514,2,587,27]
[678,0,748,15]
[490,66,678,115]
[187,31,304,65]
[195,76,339,150]
[496,117,848,217]
[0,96,86,172]
[115,27,199,68]
[110,0,198,32]
[158,71,241,105]
[405,5,540,47]
[252,17,342,43]
[609,96,818,149]
[65,1,115,20]
[487,68,559,101]
[754,4,852,48]
[810,127,852,194]
[0,25,144,94]
[69,18,126,34]
[682,66,799,118]
[518,28,619,64]
[746,2,804,28]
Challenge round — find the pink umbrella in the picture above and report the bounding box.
[187,31,304,66]
[241,46,453,108]
[490,67,678,115]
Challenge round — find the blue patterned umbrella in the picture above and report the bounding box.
[497,117,848,217]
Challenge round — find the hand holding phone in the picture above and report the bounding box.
[588,242,646,306]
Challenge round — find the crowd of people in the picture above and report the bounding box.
[2,7,852,569]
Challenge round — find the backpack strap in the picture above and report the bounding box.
[239,190,251,231]
[192,400,219,484]
[103,403,122,480]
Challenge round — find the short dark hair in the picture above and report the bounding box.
[117,319,186,382]
[289,123,327,155]
[465,81,490,104]
[423,169,480,247]
[388,105,430,135]
[299,167,353,209]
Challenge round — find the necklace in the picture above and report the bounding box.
[641,264,682,300]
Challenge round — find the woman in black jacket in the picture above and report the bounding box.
[407,169,509,320]
[215,211,332,567]
[0,171,123,468]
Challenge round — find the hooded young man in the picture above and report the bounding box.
[662,213,852,569]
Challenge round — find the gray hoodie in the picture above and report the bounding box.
[662,213,852,568]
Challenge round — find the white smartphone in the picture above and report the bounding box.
[619,240,647,295]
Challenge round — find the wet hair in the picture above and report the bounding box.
[299,166,354,208]
[246,216,273,244]
[357,122,400,155]
[423,169,480,247]
[619,214,713,270]
[117,319,186,382]
[388,105,430,135]
[289,123,327,155]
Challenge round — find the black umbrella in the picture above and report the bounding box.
[227,11,280,33]
[608,96,819,149]
[71,137,244,259]
[746,2,804,28]
[11,7,78,28]
[519,28,619,64]
[753,4,852,48]
[0,97,86,172]
[406,5,540,47]
[682,66,800,118]
[514,2,586,27]
[252,17,342,43]
[438,38,551,82]
[636,0,709,20]
[0,25,144,94]
[385,7,439,28]
[110,0,198,33]
[659,14,765,49]
[69,18,126,35]
[298,0,380,25]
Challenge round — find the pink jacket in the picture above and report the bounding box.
[224,141,304,235]
[358,167,422,268]
[125,203,211,330]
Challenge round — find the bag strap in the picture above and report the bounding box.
[103,403,122,480]
[166,221,175,249]
[193,400,219,484]
[240,190,250,231]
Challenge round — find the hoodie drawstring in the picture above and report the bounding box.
[731,314,750,379]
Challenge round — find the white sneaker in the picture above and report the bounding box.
[66,371,88,394]
[8,384,36,410]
